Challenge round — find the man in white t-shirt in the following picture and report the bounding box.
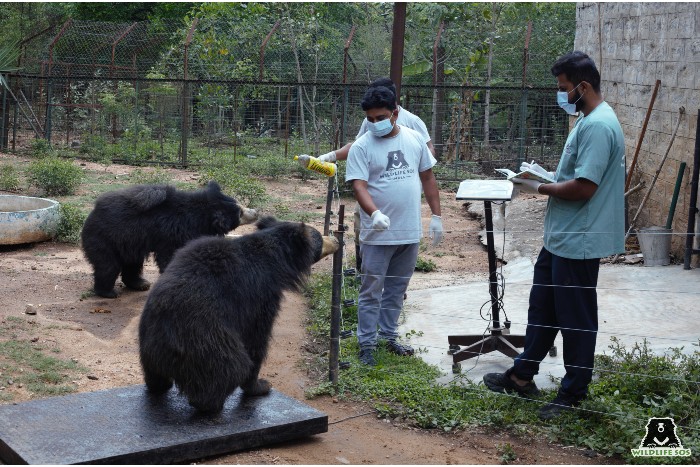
[345,85,443,366]
[316,78,434,279]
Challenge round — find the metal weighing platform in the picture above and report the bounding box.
[0,385,327,464]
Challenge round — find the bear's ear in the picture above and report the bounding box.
[206,180,222,196]
[255,216,279,230]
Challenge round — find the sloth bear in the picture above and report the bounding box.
[138,216,339,413]
[81,181,257,298]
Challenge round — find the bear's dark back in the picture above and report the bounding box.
[82,183,242,250]
[141,221,324,351]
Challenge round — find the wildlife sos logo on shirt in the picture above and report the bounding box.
[631,417,691,458]
[381,150,415,181]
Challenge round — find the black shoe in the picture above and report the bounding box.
[538,393,583,420]
[483,369,540,397]
[359,348,376,366]
[385,340,414,356]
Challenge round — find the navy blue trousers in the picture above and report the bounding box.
[512,247,600,398]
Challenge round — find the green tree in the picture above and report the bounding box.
[72,3,199,23]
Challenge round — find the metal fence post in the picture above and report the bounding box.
[329,204,345,388]
[1,77,6,150]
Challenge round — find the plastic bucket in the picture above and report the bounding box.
[637,226,672,266]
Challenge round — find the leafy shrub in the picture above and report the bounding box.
[79,135,110,162]
[54,202,87,244]
[200,164,267,208]
[415,256,437,272]
[130,167,172,185]
[0,164,20,191]
[27,157,84,196]
[29,139,53,158]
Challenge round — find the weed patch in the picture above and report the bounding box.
[54,202,87,244]
[0,317,87,401]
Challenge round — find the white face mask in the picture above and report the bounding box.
[557,83,584,115]
[368,114,395,137]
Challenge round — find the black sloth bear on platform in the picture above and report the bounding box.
[138,216,339,413]
[81,181,257,298]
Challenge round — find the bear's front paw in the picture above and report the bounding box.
[243,378,272,396]
[95,288,119,299]
[124,278,151,291]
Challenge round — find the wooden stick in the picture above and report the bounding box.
[613,106,685,263]
[624,182,644,198]
[625,79,661,192]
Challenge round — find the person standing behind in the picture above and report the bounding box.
[345,85,443,366]
[316,77,435,164]
[483,51,625,420]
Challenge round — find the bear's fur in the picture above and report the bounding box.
[138,216,339,413]
[81,181,256,298]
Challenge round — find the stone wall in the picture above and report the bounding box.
[575,2,699,260]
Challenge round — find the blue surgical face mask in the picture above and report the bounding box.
[368,114,395,137]
[557,83,584,115]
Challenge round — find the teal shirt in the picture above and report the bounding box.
[544,101,625,259]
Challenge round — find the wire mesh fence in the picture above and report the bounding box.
[1,9,575,182]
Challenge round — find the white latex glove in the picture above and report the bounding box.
[520,161,555,180]
[429,214,443,246]
[370,209,390,231]
[512,177,542,194]
[318,151,337,163]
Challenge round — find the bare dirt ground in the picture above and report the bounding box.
[0,154,614,464]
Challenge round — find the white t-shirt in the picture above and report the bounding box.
[356,106,431,144]
[345,126,437,245]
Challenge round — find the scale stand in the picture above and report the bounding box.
[448,180,526,373]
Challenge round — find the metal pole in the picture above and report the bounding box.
[1,76,6,150]
[390,2,406,103]
[329,204,345,387]
[46,20,72,144]
[432,20,445,159]
[181,18,199,167]
[517,22,532,166]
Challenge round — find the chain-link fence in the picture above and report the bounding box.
[1,7,575,181]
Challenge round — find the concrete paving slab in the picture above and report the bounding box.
[402,258,700,389]
[0,385,327,464]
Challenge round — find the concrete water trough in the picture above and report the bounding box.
[0,195,60,245]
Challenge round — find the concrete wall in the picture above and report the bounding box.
[575,2,699,260]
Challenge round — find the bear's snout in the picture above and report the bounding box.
[240,207,258,225]
[320,236,339,258]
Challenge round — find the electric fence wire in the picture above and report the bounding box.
[324,348,700,435]
[334,271,700,297]
[327,295,700,346]
[326,193,700,433]
[330,232,699,382]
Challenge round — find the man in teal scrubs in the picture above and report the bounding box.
[483,51,625,420]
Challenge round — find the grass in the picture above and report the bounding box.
[303,272,700,464]
[0,317,87,401]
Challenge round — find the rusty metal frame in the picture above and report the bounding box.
[110,22,139,78]
[259,20,281,81]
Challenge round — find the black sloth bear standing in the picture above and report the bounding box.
[81,181,257,298]
[138,216,339,413]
